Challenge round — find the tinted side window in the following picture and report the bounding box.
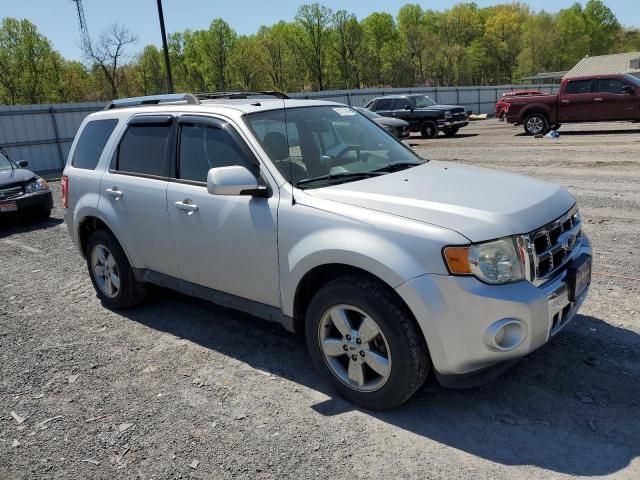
[393,98,413,110]
[565,80,592,94]
[598,78,626,94]
[374,99,393,110]
[116,125,171,177]
[178,125,252,183]
[71,119,118,169]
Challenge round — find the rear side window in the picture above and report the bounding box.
[71,119,118,169]
[373,99,393,111]
[565,80,592,94]
[116,124,172,177]
[598,78,626,94]
[178,124,253,183]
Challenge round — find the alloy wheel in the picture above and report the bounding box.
[317,304,392,392]
[91,244,120,298]
[527,116,544,134]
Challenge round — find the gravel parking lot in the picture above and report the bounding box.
[1,120,639,479]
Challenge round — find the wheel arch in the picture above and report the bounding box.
[77,214,133,266]
[291,263,417,339]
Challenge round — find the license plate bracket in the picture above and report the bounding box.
[0,201,18,212]
[567,254,592,302]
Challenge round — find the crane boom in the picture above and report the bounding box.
[70,0,93,57]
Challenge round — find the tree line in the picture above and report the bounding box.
[1,1,639,105]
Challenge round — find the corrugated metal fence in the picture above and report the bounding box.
[0,84,558,174]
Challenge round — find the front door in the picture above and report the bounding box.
[593,77,638,121]
[99,115,179,278]
[166,115,280,307]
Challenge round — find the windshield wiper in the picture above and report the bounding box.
[295,171,385,188]
[0,145,15,173]
[372,162,423,173]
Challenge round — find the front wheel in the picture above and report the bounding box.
[523,113,549,135]
[442,126,459,137]
[305,275,429,410]
[420,120,438,139]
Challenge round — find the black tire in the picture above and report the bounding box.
[420,120,438,139]
[305,275,429,410]
[86,229,147,309]
[523,113,549,135]
[442,126,459,137]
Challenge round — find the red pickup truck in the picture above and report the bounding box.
[505,74,640,135]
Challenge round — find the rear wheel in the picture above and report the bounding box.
[442,126,459,137]
[86,230,147,309]
[420,120,438,139]
[305,275,429,410]
[523,113,549,135]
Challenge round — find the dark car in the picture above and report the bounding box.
[0,147,53,220]
[354,107,410,139]
[364,94,469,138]
[504,74,640,135]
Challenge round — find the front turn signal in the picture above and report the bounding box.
[443,246,471,274]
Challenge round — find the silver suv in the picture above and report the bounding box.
[63,93,592,409]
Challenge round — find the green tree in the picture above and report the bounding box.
[361,12,397,86]
[331,10,363,89]
[293,3,333,90]
[583,0,620,55]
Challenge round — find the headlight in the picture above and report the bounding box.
[443,237,525,284]
[24,177,49,193]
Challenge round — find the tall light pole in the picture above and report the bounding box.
[156,0,174,93]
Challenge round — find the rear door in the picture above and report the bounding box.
[371,98,394,118]
[99,115,179,277]
[558,79,596,122]
[166,115,280,307]
[593,77,637,120]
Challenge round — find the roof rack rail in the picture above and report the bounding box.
[103,93,200,110]
[195,91,289,100]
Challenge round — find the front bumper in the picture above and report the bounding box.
[396,240,591,380]
[0,190,53,216]
[437,119,469,129]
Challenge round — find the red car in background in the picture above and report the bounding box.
[495,90,543,120]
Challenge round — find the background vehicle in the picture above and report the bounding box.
[504,74,640,134]
[354,107,410,139]
[495,91,543,120]
[63,94,591,410]
[0,145,52,219]
[364,94,468,138]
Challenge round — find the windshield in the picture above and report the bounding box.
[0,155,14,170]
[413,96,436,108]
[625,74,640,87]
[355,107,379,120]
[245,106,424,188]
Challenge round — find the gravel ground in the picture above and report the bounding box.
[1,120,639,479]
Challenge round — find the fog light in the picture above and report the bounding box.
[484,319,526,351]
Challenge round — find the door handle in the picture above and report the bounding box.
[594,98,603,102]
[175,200,198,214]
[105,188,123,199]
[561,100,570,104]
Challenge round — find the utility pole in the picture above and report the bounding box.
[156,0,174,93]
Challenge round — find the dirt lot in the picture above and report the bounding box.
[1,120,639,479]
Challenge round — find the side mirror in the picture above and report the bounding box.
[622,85,634,95]
[206,165,266,196]
[17,160,28,168]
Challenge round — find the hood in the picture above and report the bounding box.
[0,168,36,187]
[374,117,409,127]
[417,105,465,112]
[304,161,575,242]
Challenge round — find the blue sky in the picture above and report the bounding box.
[4,0,639,60]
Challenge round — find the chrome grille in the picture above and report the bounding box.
[0,185,23,200]
[526,206,582,286]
